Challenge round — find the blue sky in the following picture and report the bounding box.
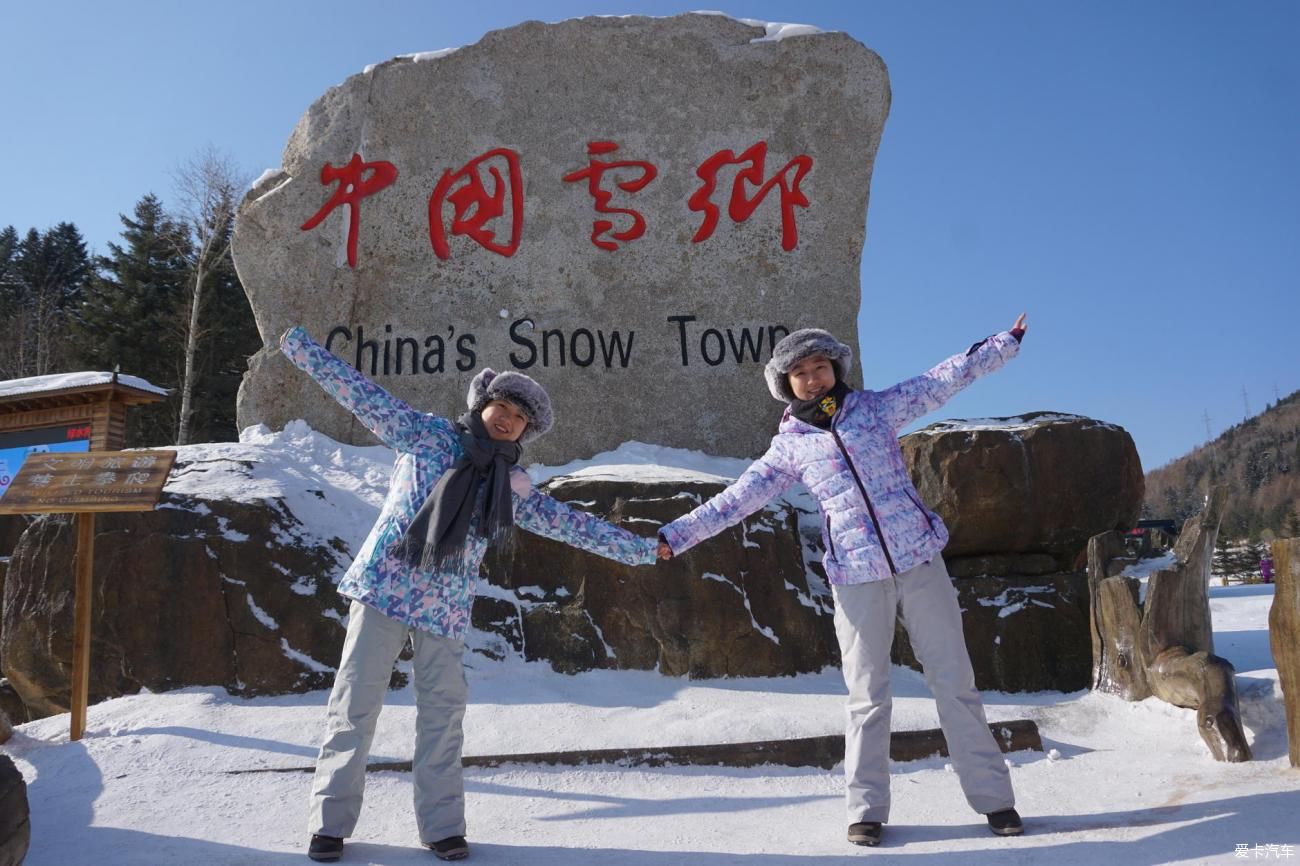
[4,0,1297,472]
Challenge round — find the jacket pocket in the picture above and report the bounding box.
[824,514,838,562]
[905,488,938,534]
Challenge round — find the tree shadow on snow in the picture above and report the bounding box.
[465,774,833,822]
[931,787,1300,865]
[12,734,310,866]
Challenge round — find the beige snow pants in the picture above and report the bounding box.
[832,557,1015,824]
[308,599,469,844]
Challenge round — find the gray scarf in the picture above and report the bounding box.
[395,411,522,572]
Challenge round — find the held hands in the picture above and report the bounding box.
[657,539,674,560]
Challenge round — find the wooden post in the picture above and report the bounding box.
[1270,537,1299,767]
[0,450,174,741]
[69,513,96,741]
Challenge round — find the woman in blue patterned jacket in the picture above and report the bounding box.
[281,327,656,863]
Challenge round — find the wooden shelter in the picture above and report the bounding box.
[0,371,167,453]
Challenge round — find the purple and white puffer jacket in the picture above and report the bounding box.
[659,332,1021,585]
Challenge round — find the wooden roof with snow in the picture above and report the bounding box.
[0,372,168,412]
[0,372,169,450]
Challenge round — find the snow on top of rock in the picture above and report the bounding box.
[0,370,168,399]
[693,11,825,42]
[527,440,752,486]
[401,47,460,63]
[363,47,461,75]
[157,420,394,556]
[356,13,823,78]
[913,413,1120,435]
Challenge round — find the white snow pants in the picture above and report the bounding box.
[308,599,469,843]
[832,557,1015,824]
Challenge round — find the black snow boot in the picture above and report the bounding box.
[307,834,344,862]
[987,808,1024,836]
[427,835,470,860]
[848,821,883,846]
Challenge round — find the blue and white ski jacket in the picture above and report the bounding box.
[282,327,657,639]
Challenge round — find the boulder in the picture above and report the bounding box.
[893,572,1092,693]
[1270,537,1300,767]
[0,681,23,728]
[946,553,1059,578]
[0,755,28,866]
[234,13,891,465]
[0,451,354,720]
[1,420,1115,715]
[482,467,839,678]
[901,413,1144,567]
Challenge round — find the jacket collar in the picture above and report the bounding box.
[778,389,861,435]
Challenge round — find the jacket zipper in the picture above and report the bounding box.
[824,515,837,562]
[830,427,898,576]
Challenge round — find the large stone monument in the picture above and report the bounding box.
[234,14,890,463]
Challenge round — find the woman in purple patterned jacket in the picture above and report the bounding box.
[281,327,657,863]
[657,315,1029,848]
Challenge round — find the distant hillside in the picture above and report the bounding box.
[1144,389,1300,539]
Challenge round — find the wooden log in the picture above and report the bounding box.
[1086,486,1251,762]
[232,719,1043,775]
[1089,529,1148,698]
[1271,538,1300,768]
[1147,646,1250,762]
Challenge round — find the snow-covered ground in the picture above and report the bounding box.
[4,580,1294,865]
[2,427,1295,863]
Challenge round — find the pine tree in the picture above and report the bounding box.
[1212,532,1237,579]
[0,223,91,377]
[187,217,259,442]
[73,196,191,445]
[1286,505,1300,540]
[0,225,19,327]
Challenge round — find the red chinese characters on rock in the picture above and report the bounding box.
[298,141,814,262]
[300,154,399,268]
[562,141,658,251]
[689,142,813,252]
[428,148,524,260]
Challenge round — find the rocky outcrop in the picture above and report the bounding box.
[481,468,839,678]
[235,13,890,466]
[901,413,1144,570]
[2,416,1137,719]
[0,755,29,866]
[893,572,1092,692]
[0,477,350,719]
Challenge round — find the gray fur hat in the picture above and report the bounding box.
[763,329,854,402]
[467,368,555,443]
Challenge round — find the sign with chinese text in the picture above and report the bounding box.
[0,423,93,498]
[0,450,176,514]
[234,13,890,463]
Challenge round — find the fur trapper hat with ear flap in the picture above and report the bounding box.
[466,368,555,443]
[763,329,854,402]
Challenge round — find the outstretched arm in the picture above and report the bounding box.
[658,447,797,557]
[280,326,455,453]
[513,482,658,566]
[877,313,1027,432]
